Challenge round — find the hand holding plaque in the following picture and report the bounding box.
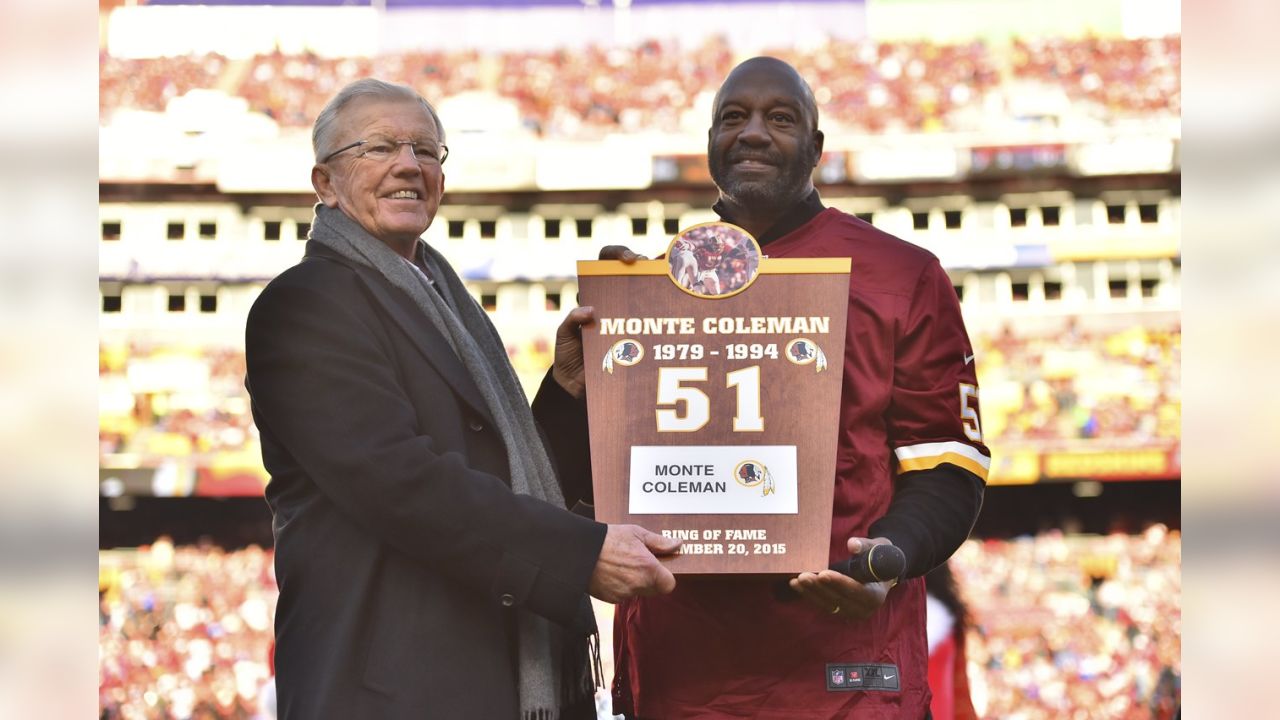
[578,223,850,574]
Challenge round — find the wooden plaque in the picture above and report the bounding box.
[578,225,850,573]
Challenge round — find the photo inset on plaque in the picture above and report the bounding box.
[666,222,762,299]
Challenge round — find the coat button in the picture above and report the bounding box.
[468,419,484,432]
[500,593,515,607]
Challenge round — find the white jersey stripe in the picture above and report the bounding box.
[894,441,991,470]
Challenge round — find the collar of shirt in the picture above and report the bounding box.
[401,248,453,310]
[401,253,434,285]
[712,189,827,246]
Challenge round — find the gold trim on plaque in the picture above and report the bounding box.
[577,257,851,276]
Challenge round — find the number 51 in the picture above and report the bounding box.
[655,366,764,433]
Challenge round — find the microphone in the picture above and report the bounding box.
[771,542,908,602]
[831,543,906,584]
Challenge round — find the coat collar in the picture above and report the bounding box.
[303,241,495,426]
[712,189,826,246]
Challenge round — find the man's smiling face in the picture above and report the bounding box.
[708,59,823,211]
[312,97,445,247]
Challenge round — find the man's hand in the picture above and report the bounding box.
[588,524,681,603]
[552,305,594,398]
[598,245,647,263]
[550,245,645,398]
[788,537,896,621]
[550,246,648,398]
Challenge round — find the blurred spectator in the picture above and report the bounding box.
[953,525,1181,719]
[255,642,276,720]
[99,529,1179,718]
[1010,36,1181,120]
[99,52,227,121]
[101,321,1182,469]
[926,562,978,720]
[768,38,1001,133]
[974,320,1181,450]
[98,34,1179,137]
[99,343,257,464]
[99,538,277,719]
[496,37,734,136]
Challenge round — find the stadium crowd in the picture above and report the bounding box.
[772,38,1002,134]
[99,343,256,462]
[99,53,228,121]
[975,321,1180,448]
[954,525,1181,719]
[99,322,1181,470]
[99,35,1179,137]
[1010,36,1181,120]
[99,539,277,719]
[98,529,1179,718]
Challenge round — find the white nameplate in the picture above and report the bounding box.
[628,445,798,514]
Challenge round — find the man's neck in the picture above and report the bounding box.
[713,188,825,246]
[385,237,420,262]
[715,200,784,240]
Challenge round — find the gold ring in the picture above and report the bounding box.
[830,604,840,615]
[865,545,884,583]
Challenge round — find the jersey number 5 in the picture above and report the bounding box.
[959,383,983,442]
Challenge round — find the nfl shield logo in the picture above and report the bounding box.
[831,669,845,686]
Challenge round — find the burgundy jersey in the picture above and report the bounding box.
[614,208,990,719]
[694,245,724,271]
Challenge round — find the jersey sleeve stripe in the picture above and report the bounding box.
[894,441,991,480]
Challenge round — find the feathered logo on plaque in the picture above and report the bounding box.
[602,338,644,374]
[785,338,828,373]
[734,460,775,497]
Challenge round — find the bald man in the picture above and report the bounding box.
[609,57,990,720]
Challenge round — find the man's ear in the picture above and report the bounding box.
[312,165,339,208]
[811,129,825,167]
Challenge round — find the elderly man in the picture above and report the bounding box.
[608,57,990,719]
[245,79,679,719]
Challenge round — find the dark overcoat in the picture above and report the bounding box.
[245,241,604,719]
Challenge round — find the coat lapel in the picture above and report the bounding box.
[304,242,496,426]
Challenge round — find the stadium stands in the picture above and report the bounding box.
[99,539,277,719]
[99,52,228,120]
[956,527,1181,719]
[99,343,255,463]
[98,530,1180,718]
[99,35,1181,136]
[1010,36,1181,120]
[770,38,1002,134]
[99,320,1182,487]
[977,321,1180,445]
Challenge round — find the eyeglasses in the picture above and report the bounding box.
[321,138,449,166]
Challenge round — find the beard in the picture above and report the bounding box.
[709,142,818,211]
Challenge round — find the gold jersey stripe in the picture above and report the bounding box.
[897,452,990,481]
[577,258,851,276]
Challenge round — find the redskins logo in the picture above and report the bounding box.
[733,460,775,497]
[785,338,828,373]
[602,338,644,374]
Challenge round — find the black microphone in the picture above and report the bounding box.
[830,543,906,584]
[771,543,908,602]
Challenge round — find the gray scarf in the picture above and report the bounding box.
[309,204,588,719]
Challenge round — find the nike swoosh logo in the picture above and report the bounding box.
[883,674,895,680]
[963,353,975,365]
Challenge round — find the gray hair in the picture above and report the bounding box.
[312,78,446,162]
